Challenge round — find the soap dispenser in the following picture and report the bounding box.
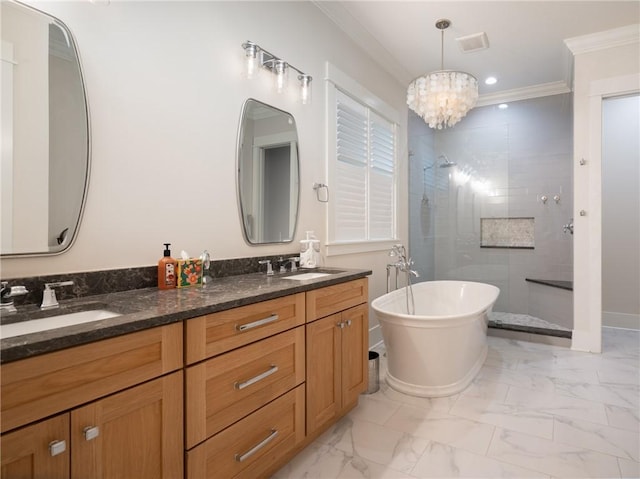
[158,243,177,289]
[300,231,320,269]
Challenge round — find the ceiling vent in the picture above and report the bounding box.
[456,32,489,53]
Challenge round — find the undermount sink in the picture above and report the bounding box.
[282,269,346,281]
[282,272,332,281]
[1,309,122,339]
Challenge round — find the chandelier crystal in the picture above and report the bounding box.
[407,19,478,129]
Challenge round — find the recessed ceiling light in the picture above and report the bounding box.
[498,103,509,109]
[485,76,497,85]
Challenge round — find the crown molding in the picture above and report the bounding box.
[476,81,571,107]
[564,23,640,55]
[312,1,411,88]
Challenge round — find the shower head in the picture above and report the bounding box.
[438,154,457,168]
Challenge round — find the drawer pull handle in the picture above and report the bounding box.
[49,440,67,457]
[235,365,278,390]
[236,314,279,332]
[234,429,278,463]
[83,426,100,441]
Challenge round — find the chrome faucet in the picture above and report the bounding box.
[41,281,74,310]
[258,260,274,276]
[563,219,574,235]
[0,282,29,313]
[288,257,300,272]
[388,244,420,277]
[387,244,418,315]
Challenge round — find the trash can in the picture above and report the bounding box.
[365,351,380,394]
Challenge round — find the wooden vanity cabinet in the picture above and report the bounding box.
[0,324,183,479]
[184,294,307,479]
[71,372,183,479]
[1,414,70,479]
[306,280,368,435]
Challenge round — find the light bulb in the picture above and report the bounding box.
[242,41,259,80]
[299,74,312,105]
[274,60,288,93]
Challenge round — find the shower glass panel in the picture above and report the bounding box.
[408,94,573,332]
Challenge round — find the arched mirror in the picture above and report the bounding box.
[237,99,299,244]
[1,1,90,256]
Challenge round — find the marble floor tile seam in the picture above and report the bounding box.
[406,437,554,479]
[486,427,624,479]
[550,416,640,462]
[480,361,636,417]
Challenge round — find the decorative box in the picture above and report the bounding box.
[177,258,203,288]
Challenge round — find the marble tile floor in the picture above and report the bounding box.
[272,328,639,479]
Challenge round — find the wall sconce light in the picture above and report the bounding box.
[298,74,312,105]
[241,41,312,104]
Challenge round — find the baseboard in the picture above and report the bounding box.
[603,311,640,330]
[368,323,383,349]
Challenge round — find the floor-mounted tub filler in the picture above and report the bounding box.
[371,280,500,397]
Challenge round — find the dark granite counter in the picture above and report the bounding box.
[0,268,371,364]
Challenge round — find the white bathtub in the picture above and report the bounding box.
[371,281,500,397]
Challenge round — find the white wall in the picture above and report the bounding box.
[602,94,640,329]
[2,2,409,346]
[569,29,640,351]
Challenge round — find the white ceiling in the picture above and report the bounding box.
[314,1,640,103]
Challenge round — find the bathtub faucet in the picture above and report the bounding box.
[388,244,419,277]
[387,244,418,314]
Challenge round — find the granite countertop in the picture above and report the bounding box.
[0,268,371,364]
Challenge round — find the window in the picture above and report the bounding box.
[328,88,397,250]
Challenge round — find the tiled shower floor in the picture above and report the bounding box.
[272,327,639,478]
[489,311,571,332]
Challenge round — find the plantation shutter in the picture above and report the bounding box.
[333,90,396,242]
[369,112,395,239]
[335,91,368,241]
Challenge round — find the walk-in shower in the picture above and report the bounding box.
[408,93,574,339]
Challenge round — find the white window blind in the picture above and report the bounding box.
[332,90,396,243]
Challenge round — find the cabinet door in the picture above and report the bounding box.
[306,313,342,434]
[70,372,183,479]
[1,414,70,479]
[341,303,368,410]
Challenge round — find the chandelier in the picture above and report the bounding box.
[407,19,478,129]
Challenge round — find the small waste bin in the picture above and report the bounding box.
[365,351,380,394]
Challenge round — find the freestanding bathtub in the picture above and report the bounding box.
[371,280,500,397]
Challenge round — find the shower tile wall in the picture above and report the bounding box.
[409,94,573,318]
[408,112,436,282]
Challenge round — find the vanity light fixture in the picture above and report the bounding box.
[242,41,312,104]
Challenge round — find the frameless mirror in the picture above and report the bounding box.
[237,99,299,244]
[1,1,89,256]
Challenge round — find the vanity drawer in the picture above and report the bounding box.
[0,323,183,434]
[185,326,305,449]
[186,384,305,479]
[306,278,368,322]
[185,292,305,364]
